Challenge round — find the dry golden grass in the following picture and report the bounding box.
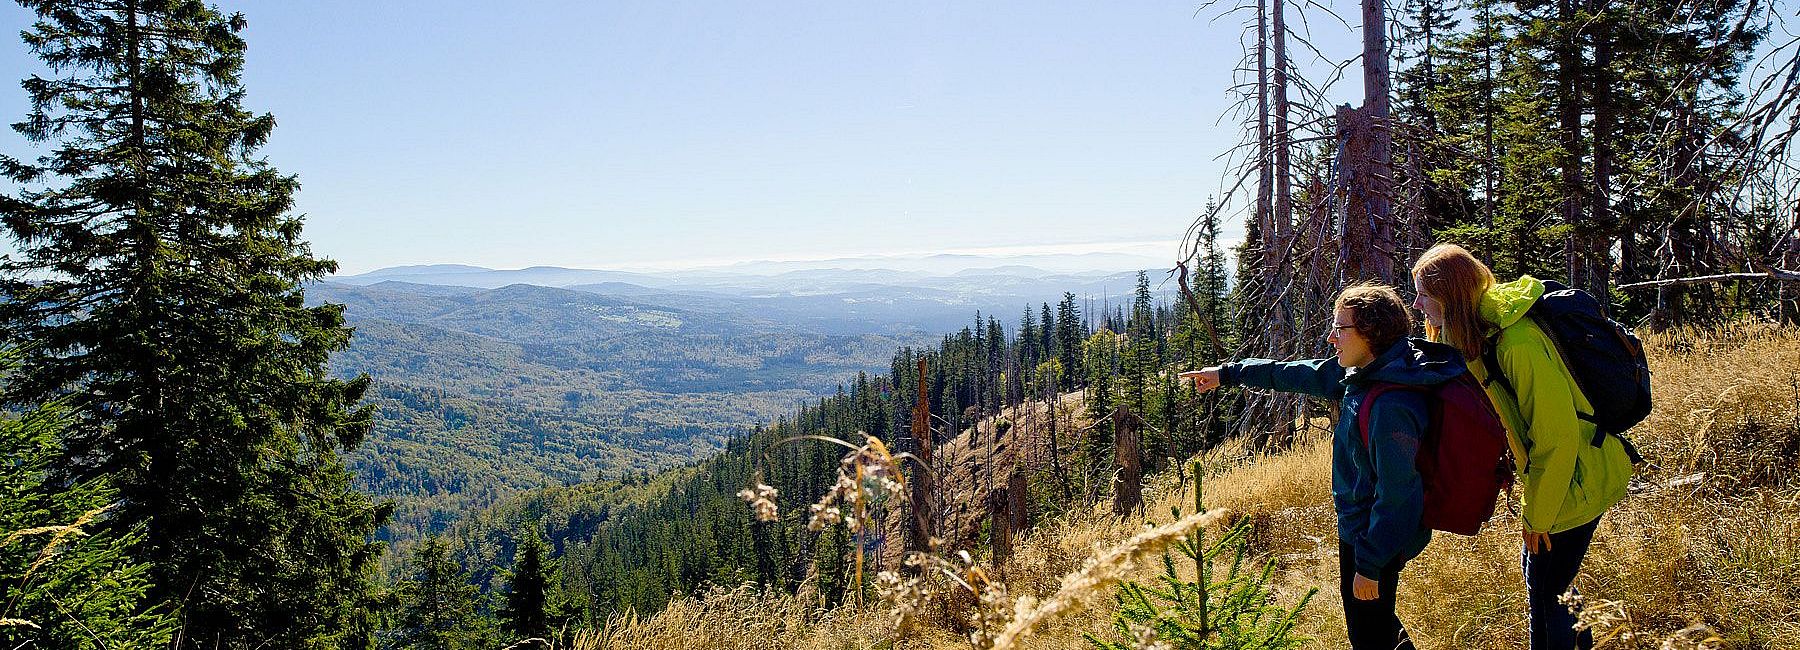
[574,322,1800,649]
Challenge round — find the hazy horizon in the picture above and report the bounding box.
[327,237,1216,276]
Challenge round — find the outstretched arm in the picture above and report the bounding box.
[1183,357,1346,400]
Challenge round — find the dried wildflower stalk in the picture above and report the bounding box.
[737,483,779,522]
[737,433,1228,650]
[873,547,993,636]
[741,432,915,602]
[1561,593,1725,650]
[983,508,1230,650]
[1659,624,1723,650]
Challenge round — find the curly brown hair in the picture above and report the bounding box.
[1333,283,1413,352]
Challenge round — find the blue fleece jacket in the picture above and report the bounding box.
[1220,337,1466,577]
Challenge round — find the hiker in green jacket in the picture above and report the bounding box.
[1410,244,1635,650]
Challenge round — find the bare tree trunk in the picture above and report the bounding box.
[1363,0,1396,283]
[1269,0,1298,447]
[907,359,935,563]
[1043,384,1070,500]
[1257,0,1273,257]
[1008,471,1029,532]
[1557,0,1587,293]
[1273,0,1293,255]
[1481,0,1498,229]
[1590,12,1616,305]
[1339,106,1374,278]
[990,486,1012,564]
[1112,407,1142,518]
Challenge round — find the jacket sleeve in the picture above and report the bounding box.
[1352,391,1427,578]
[1501,333,1584,533]
[1219,357,1345,400]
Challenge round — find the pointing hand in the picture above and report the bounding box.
[1179,367,1223,394]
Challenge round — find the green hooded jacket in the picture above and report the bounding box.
[1476,276,1635,534]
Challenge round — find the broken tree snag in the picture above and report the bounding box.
[1008,471,1029,533]
[990,486,1012,564]
[908,358,935,563]
[1336,104,1398,283]
[1362,0,1396,284]
[1112,407,1142,518]
[1333,0,1400,285]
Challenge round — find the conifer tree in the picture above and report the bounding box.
[1055,293,1085,388]
[0,2,384,646]
[1121,272,1158,440]
[500,536,552,641]
[395,537,492,650]
[1019,307,1041,374]
[1082,330,1121,499]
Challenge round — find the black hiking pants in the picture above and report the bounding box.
[1338,541,1416,650]
[1524,515,1601,650]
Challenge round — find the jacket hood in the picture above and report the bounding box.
[1345,337,1467,387]
[1479,275,1546,330]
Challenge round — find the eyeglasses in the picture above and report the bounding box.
[1328,323,1356,336]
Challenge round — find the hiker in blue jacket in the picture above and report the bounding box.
[1183,284,1465,650]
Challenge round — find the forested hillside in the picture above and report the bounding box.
[309,280,933,543]
[311,273,1183,547]
[541,323,1800,650]
[433,271,1232,618]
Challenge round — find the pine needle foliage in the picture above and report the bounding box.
[501,535,552,641]
[1087,461,1315,650]
[394,536,494,650]
[0,352,173,650]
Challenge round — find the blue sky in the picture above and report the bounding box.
[2,1,1366,274]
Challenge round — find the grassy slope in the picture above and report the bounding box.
[564,323,1800,649]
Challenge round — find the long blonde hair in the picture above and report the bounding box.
[1411,244,1496,360]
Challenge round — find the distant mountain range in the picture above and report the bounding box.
[330,259,1180,335]
[334,248,1180,287]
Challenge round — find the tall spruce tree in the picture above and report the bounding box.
[0,2,384,646]
[1123,271,1157,416]
[1055,293,1084,389]
[395,537,491,650]
[1081,330,1120,499]
[500,536,552,641]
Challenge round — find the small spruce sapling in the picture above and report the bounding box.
[1086,460,1316,650]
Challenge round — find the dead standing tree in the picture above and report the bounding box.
[1190,0,1353,448]
[1111,406,1143,518]
[1607,6,1800,327]
[906,358,935,567]
[1233,0,1302,448]
[1335,0,1399,285]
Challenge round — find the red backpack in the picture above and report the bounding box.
[1358,372,1514,536]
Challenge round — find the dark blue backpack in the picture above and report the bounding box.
[1481,279,1649,463]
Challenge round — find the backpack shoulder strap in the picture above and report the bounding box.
[1480,333,1516,398]
[1356,382,1427,447]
